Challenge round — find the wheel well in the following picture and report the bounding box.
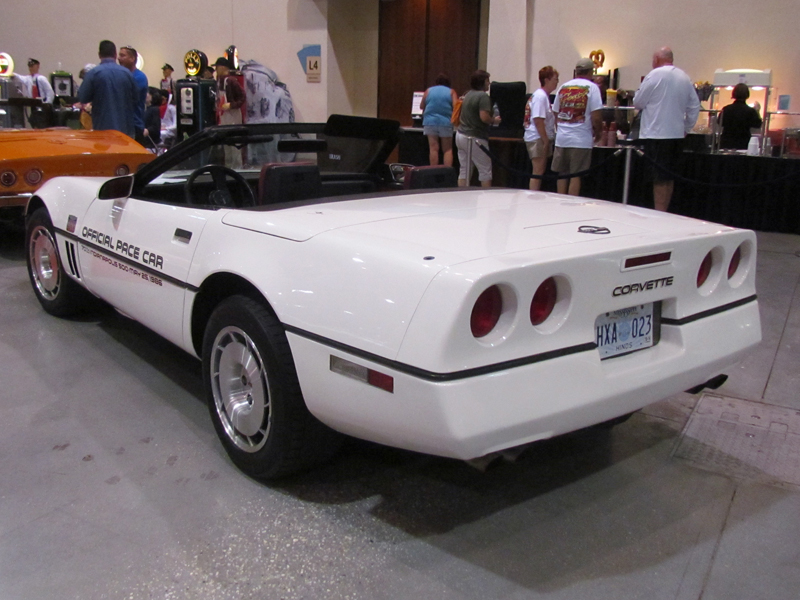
[25,196,46,219]
[190,273,275,356]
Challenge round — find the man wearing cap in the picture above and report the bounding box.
[78,40,138,138]
[633,47,700,211]
[160,63,175,98]
[551,57,603,196]
[214,57,245,167]
[25,59,55,104]
[118,45,149,144]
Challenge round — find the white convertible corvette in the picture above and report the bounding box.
[26,116,761,478]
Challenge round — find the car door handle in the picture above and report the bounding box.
[174,228,192,243]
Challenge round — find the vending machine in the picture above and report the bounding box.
[175,49,217,142]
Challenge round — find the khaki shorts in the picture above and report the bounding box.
[526,138,553,160]
[455,132,492,182]
[551,146,592,175]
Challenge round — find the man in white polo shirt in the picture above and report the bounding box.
[634,47,700,211]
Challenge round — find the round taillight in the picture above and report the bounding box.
[530,277,557,326]
[697,252,713,288]
[115,164,130,176]
[471,285,503,338]
[728,246,742,279]
[24,168,43,186]
[0,170,17,187]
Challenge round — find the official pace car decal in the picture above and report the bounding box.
[81,227,164,269]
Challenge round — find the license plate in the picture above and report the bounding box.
[595,303,659,359]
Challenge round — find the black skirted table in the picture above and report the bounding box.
[398,128,800,235]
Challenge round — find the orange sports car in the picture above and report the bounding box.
[0,128,154,218]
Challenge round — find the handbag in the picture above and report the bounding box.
[450,98,463,127]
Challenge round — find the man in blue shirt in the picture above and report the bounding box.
[78,40,138,138]
[118,45,149,145]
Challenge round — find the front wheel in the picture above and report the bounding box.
[202,295,342,479]
[26,207,93,316]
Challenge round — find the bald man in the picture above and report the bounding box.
[634,47,700,211]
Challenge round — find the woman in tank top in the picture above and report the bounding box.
[420,73,459,167]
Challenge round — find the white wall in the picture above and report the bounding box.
[490,0,800,125]
[328,0,379,117]
[3,1,799,125]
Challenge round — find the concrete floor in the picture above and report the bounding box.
[1,222,798,600]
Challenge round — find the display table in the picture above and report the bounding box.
[398,128,800,234]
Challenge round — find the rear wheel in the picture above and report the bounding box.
[202,295,342,479]
[26,207,93,316]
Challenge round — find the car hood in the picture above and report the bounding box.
[0,128,151,160]
[222,188,729,262]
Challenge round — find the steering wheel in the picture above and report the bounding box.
[184,165,256,208]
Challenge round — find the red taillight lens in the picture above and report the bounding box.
[530,277,557,325]
[471,285,502,338]
[728,246,742,279]
[697,252,713,288]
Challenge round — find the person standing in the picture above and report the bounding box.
[524,65,559,191]
[214,57,245,168]
[160,63,175,99]
[551,58,603,196]
[25,59,55,104]
[78,40,138,138]
[633,46,700,211]
[420,73,458,167]
[143,88,162,149]
[718,83,763,150]
[24,58,55,128]
[456,70,499,187]
[118,45,149,145]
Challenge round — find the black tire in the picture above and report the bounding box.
[202,295,342,479]
[26,207,94,317]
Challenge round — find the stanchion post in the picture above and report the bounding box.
[466,136,474,185]
[622,145,633,205]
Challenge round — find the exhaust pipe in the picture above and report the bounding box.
[686,373,728,395]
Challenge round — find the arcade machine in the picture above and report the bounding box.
[175,49,217,142]
[50,69,74,102]
[50,68,79,128]
[0,52,27,128]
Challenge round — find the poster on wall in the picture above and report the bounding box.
[297,45,321,83]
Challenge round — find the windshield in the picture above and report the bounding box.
[143,115,401,187]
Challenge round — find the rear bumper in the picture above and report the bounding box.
[0,193,32,209]
[289,299,761,460]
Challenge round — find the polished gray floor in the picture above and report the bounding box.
[1,222,798,600]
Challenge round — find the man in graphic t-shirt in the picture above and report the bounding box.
[551,57,603,196]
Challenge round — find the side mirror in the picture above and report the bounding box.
[98,175,134,200]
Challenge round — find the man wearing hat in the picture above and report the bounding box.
[26,58,55,104]
[160,63,175,98]
[214,56,245,167]
[551,57,603,196]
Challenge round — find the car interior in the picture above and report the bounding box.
[128,115,459,210]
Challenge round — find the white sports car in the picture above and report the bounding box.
[25,116,761,478]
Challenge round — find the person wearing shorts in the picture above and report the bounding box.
[456,70,499,187]
[420,73,459,167]
[551,57,603,196]
[633,46,700,211]
[524,65,559,191]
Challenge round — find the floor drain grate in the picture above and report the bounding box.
[673,393,800,490]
